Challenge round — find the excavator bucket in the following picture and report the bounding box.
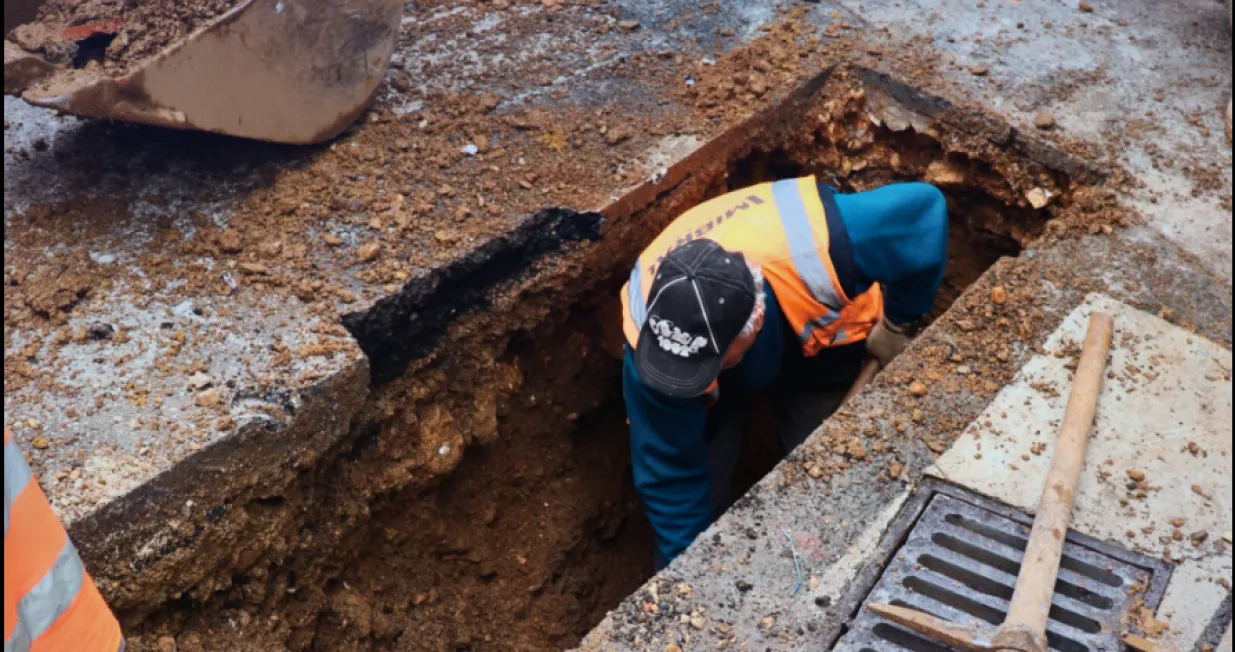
[3,0,404,144]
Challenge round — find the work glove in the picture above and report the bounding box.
[865,317,912,369]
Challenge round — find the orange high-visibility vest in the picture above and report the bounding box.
[5,428,123,652]
[622,176,884,357]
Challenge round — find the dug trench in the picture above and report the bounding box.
[121,70,1107,651]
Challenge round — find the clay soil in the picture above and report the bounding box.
[123,300,659,652]
[318,400,654,651]
[302,321,658,652]
[11,0,236,73]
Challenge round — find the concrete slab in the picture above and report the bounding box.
[813,493,909,603]
[1156,556,1234,649]
[930,293,1233,647]
[1221,623,1234,652]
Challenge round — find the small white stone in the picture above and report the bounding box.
[1027,187,1052,209]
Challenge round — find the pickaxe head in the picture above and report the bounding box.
[865,603,1039,652]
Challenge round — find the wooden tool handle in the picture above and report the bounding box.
[843,358,883,405]
[867,604,993,652]
[994,312,1115,652]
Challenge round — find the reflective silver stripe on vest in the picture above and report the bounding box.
[771,179,846,312]
[4,540,86,652]
[628,264,647,331]
[798,313,841,344]
[4,438,33,538]
[832,326,850,345]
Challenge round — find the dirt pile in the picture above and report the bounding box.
[10,0,237,74]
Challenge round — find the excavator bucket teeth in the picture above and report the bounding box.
[4,0,404,144]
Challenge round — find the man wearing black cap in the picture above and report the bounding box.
[620,177,948,568]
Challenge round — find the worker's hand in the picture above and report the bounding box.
[865,317,912,369]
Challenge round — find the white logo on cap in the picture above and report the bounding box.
[648,316,709,358]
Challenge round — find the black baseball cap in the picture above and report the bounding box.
[635,239,759,398]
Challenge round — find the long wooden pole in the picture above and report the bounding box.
[992,312,1115,652]
[867,604,995,651]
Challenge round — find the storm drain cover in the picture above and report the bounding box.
[835,493,1158,652]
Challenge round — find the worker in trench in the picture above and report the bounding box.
[5,427,125,651]
[620,176,948,568]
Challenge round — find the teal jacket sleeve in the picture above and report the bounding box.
[622,347,710,568]
[832,182,949,324]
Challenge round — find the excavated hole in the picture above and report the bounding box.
[131,81,1075,652]
[307,151,1042,651]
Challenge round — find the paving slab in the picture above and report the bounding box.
[1156,557,1234,649]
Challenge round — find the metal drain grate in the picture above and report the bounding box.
[835,493,1154,652]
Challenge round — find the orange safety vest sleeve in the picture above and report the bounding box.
[622,177,883,358]
[4,428,123,652]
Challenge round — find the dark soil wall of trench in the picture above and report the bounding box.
[123,73,1077,652]
[306,318,655,651]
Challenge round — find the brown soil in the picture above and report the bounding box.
[12,0,236,74]
[2,9,1122,365]
[322,402,653,651]
[128,304,657,651]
